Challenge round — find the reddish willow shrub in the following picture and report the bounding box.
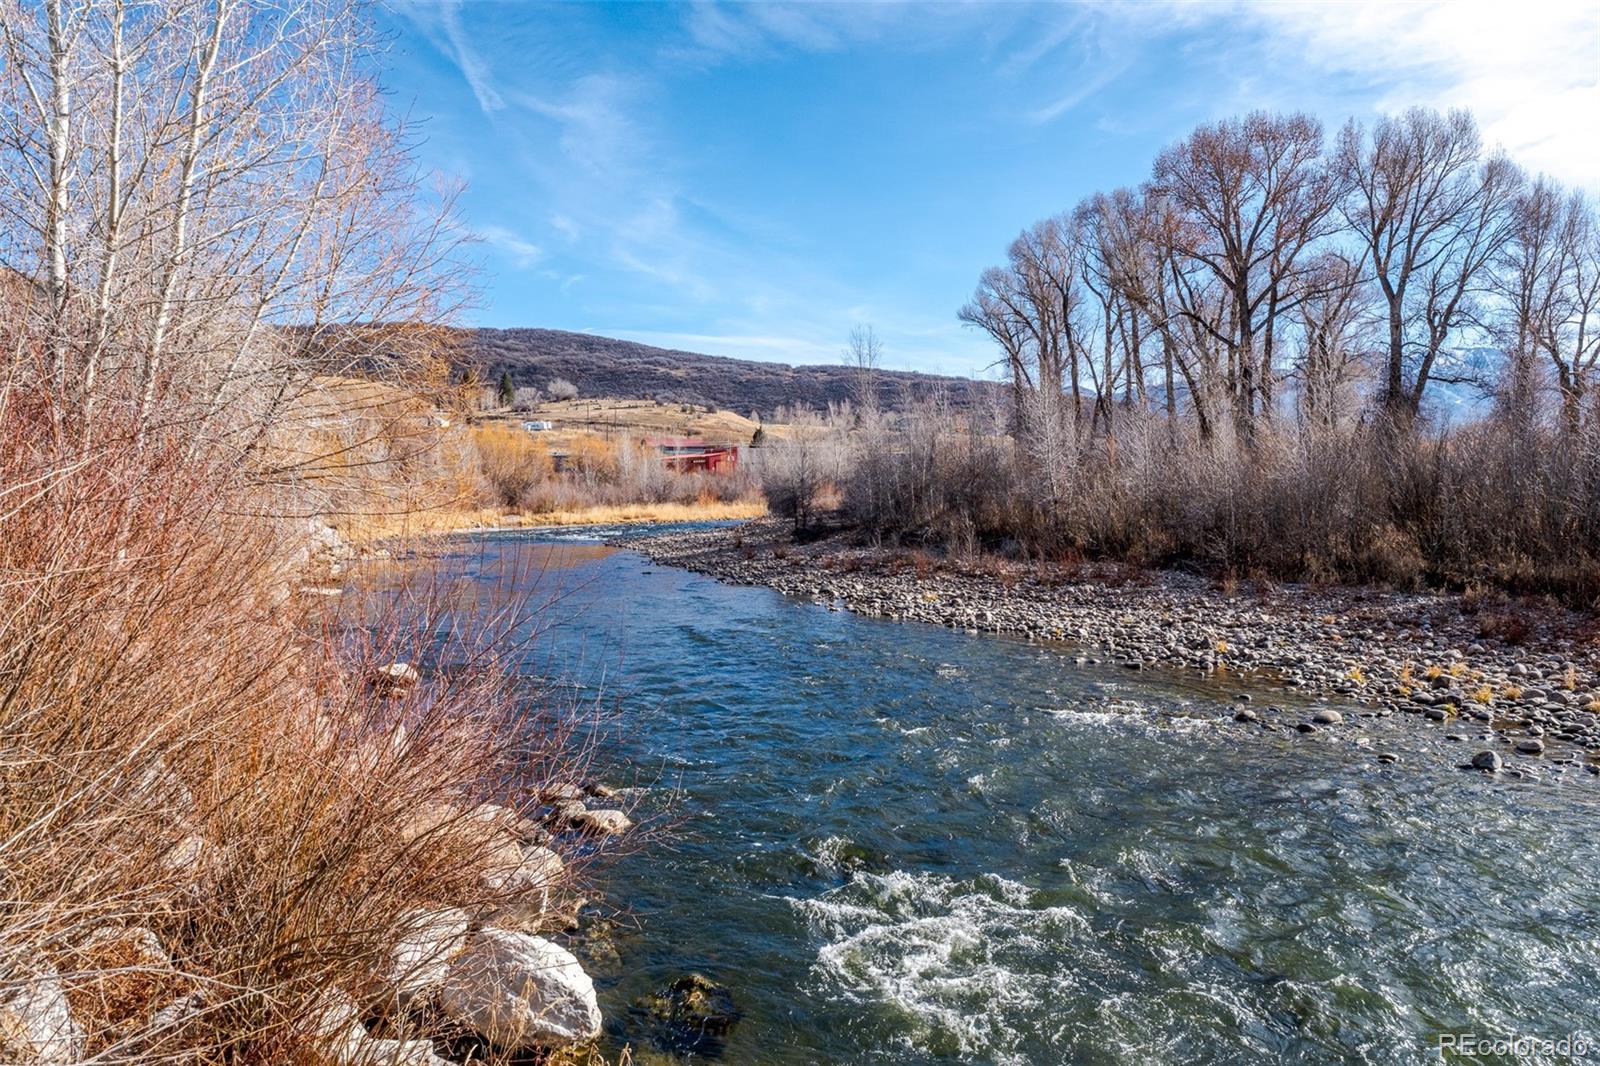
[0,394,610,1063]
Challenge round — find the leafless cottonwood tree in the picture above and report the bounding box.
[920,104,1600,600]
[1293,251,1371,432]
[0,0,471,454]
[845,323,883,420]
[1336,108,1521,425]
[1495,180,1600,432]
[1150,111,1340,438]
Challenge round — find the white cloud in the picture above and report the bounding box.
[550,213,582,242]
[1026,61,1131,125]
[1230,0,1599,187]
[477,225,542,268]
[437,0,504,114]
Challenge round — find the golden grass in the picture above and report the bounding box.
[502,397,769,448]
[340,498,767,545]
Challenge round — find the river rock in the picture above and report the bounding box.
[1515,737,1546,755]
[540,782,586,804]
[1311,709,1343,725]
[484,837,564,895]
[371,662,420,694]
[636,973,742,1054]
[555,802,633,837]
[0,964,83,1064]
[439,929,601,1049]
[1233,708,1259,723]
[361,908,470,1010]
[1471,751,1502,772]
[481,845,567,931]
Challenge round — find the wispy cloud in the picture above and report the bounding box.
[437,0,504,114]
[476,225,542,268]
[1026,62,1130,125]
[550,213,582,242]
[1211,0,1599,187]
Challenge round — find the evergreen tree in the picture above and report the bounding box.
[497,370,514,408]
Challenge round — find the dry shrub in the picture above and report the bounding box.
[0,396,604,1064]
[470,426,759,517]
[472,423,555,508]
[836,399,1600,607]
[566,434,620,486]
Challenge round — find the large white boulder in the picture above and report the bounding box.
[338,1030,453,1066]
[0,964,84,1064]
[482,845,568,932]
[312,992,452,1066]
[361,907,470,1010]
[554,801,633,837]
[438,929,601,1048]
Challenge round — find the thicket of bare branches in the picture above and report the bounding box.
[0,2,624,1063]
[841,107,1600,605]
[0,0,471,458]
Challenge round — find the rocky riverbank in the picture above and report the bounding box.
[626,519,1600,782]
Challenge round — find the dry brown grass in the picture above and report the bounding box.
[0,395,608,1063]
[833,400,1600,608]
[498,398,767,449]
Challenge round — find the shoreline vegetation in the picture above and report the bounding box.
[337,498,767,547]
[0,0,652,1061]
[630,519,1600,781]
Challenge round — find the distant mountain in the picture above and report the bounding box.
[460,328,1000,418]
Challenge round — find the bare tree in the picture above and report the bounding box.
[844,323,883,419]
[1101,188,1218,436]
[1294,251,1372,432]
[1151,111,1339,437]
[547,377,579,401]
[0,0,472,452]
[959,215,1087,452]
[1499,180,1600,433]
[1336,108,1522,426]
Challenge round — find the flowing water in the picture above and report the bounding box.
[405,526,1600,1065]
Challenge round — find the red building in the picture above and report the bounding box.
[647,437,739,473]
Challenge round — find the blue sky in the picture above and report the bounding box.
[381,1,1599,377]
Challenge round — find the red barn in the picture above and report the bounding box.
[647,437,739,473]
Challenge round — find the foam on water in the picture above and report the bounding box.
[793,869,1090,1064]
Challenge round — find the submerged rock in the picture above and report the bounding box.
[1471,750,1503,772]
[439,929,601,1049]
[634,973,741,1055]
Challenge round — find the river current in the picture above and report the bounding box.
[408,526,1600,1065]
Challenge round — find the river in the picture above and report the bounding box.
[409,525,1600,1065]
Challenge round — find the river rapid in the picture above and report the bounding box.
[416,526,1600,1065]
